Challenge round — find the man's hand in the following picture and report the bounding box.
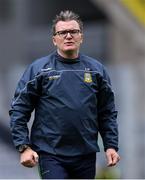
[105,148,120,167]
[20,147,39,168]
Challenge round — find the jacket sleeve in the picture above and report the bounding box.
[97,66,118,151]
[9,64,41,149]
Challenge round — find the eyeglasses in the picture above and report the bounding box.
[54,29,81,38]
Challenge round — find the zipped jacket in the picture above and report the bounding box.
[9,51,118,156]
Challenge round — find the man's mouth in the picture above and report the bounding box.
[64,42,74,46]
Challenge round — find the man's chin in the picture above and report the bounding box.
[64,47,75,51]
[64,48,76,54]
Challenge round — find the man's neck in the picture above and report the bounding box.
[57,49,79,59]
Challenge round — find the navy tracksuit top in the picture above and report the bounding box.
[9,51,118,156]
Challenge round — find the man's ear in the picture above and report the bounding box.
[52,36,57,46]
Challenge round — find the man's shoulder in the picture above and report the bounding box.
[28,52,55,72]
[80,54,104,70]
[22,52,55,78]
[31,53,54,67]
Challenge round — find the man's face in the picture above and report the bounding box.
[53,20,83,58]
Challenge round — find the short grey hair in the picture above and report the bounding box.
[52,10,83,35]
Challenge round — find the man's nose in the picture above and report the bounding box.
[65,32,73,38]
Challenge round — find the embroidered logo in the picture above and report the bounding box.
[48,75,61,80]
[41,67,52,72]
[84,72,92,83]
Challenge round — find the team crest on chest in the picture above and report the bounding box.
[84,72,92,83]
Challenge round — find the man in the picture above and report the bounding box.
[9,10,120,179]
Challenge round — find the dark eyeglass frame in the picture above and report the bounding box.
[53,29,81,38]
